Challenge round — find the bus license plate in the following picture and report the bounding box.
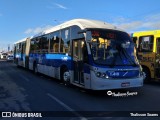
[121,82,130,87]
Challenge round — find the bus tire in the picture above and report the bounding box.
[143,67,151,83]
[16,59,20,68]
[33,63,38,74]
[61,67,70,86]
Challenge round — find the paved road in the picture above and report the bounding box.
[0,60,160,120]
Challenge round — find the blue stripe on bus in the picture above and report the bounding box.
[106,70,139,78]
[45,54,71,60]
[29,53,72,70]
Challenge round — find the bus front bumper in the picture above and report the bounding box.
[90,72,144,90]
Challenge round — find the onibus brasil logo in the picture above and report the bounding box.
[107,90,138,97]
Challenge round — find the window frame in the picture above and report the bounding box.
[138,35,154,52]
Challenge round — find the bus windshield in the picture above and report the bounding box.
[89,29,138,66]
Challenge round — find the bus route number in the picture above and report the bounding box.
[109,71,120,77]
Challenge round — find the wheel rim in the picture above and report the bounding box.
[63,71,70,82]
[143,72,146,80]
[34,65,38,73]
[35,67,38,73]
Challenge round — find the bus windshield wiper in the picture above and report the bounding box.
[109,46,137,67]
[121,48,137,67]
[109,52,118,68]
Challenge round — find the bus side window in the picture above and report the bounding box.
[61,28,70,53]
[157,38,160,54]
[82,42,89,63]
[41,35,49,53]
[138,36,154,52]
[50,31,60,53]
[30,39,35,53]
[54,43,59,52]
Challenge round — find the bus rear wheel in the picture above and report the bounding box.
[33,63,38,74]
[62,68,70,86]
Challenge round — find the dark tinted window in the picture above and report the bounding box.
[138,36,154,52]
[70,25,84,39]
[41,35,49,53]
[50,31,60,53]
[61,28,70,53]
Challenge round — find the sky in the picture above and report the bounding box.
[0,0,160,51]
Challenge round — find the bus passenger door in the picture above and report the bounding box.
[21,44,24,61]
[155,38,160,78]
[72,39,85,85]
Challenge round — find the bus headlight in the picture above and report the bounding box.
[102,73,106,77]
[95,72,109,79]
[96,72,101,77]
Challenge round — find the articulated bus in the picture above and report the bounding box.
[132,30,160,82]
[14,37,31,69]
[14,19,143,90]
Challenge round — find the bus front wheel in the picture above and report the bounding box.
[143,67,151,83]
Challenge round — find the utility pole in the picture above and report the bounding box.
[8,44,10,52]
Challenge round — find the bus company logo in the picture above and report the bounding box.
[2,112,11,117]
[107,91,138,97]
[61,57,68,61]
[2,112,42,118]
[107,91,112,96]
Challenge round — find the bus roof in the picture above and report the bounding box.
[14,36,33,44]
[14,37,27,44]
[133,30,160,37]
[33,19,124,38]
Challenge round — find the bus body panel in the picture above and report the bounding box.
[90,70,143,90]
[89,66,143,90]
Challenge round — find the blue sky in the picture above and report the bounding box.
[0,0,160,51]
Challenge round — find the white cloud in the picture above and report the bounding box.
[24,28,33,34]
[118,21,142,31]
[24,25,53,34]
[142,21,160,29]
[47,3,68,10]
[54,3,68,9]
[145,13,160,21]
[112,13,160,32]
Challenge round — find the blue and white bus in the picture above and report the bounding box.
[14,19,144,90]
[14,37,31,68]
